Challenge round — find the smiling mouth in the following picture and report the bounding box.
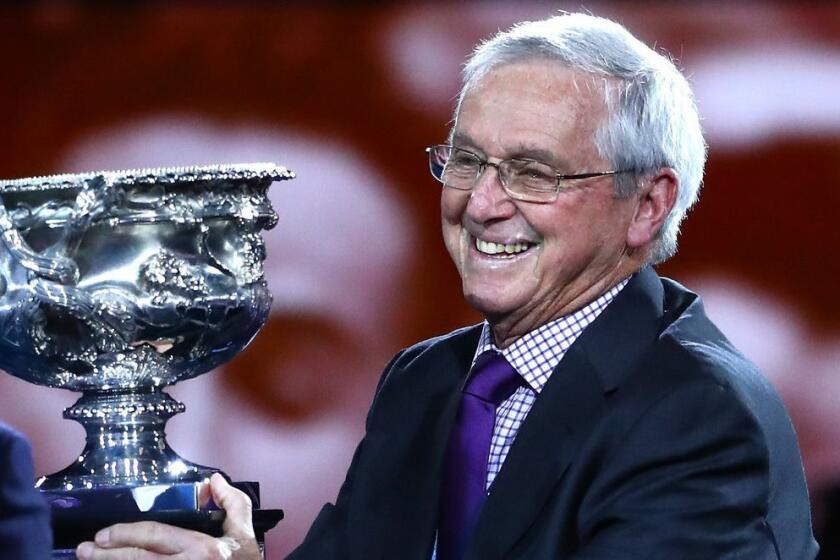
[474,237,536,256]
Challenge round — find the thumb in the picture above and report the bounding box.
[210,472,256,539]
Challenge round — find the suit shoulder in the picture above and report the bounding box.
[639,282,817,557]
[368,324,482,410]
[0,422,37,483]
[0,422,30,456]
[616,279,795,457]
[656,290,780,411]
[390,323,483,370]
[0,421,24,440]
[649,288,806,486]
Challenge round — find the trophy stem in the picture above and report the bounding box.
[36,388,215,491]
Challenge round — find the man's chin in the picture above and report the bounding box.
[463,291,521,321]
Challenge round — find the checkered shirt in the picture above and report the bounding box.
[474,278,629,490]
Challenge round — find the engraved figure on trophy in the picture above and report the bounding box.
[0,163,292,557]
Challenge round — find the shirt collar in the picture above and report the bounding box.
[473,277,630,393]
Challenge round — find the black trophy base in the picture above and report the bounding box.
[45,481,283,559]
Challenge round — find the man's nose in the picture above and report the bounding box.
[465,164,516,222]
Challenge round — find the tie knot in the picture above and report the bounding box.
[463,351,523,406]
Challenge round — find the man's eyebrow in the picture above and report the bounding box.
[450,132,480,152]
[449,131,574,173]
[449,133,572,170]
[507,145,569,169]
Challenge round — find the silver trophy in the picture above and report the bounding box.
[0,163,293,556]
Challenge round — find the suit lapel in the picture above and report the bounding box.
[348,325,481,560]
[466,340,601,559]
[468,267,665,559]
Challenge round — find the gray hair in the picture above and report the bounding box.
[456,13,707,264]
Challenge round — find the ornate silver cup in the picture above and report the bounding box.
[0,163,293,555]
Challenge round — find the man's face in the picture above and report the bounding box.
[441,61,639,335]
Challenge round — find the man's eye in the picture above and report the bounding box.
[510,162,555,186]
[449,155,478,168]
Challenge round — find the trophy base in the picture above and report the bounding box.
[45,480,283,559]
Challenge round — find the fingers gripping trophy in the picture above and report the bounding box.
[0,163,292,558]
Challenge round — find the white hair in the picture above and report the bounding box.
[456,13,707,264]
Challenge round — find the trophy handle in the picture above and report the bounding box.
[0,177,136,363]
[44,175,120,265]
[0,195,78,284]
[0,174,119,285]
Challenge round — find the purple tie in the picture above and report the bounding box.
[438,351,524,560]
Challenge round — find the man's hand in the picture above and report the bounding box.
[76,473,261,559]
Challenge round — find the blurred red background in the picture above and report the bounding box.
[0,2,837,557]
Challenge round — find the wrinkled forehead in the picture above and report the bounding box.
[466,56,623,106]
[452,58,616,136]
[450,60,616,164]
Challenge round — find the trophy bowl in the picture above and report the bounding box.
[0,163,293,554]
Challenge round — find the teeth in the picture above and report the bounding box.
[475,238,531,255]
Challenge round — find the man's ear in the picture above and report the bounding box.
[626,167,678,250]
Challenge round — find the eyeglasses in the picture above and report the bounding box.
[426,144,630,203]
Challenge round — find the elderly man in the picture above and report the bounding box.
[77,12,818,560]
[0,422,52,558]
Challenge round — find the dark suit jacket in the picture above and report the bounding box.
[0,422,51,559]
[289,268,818,559]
